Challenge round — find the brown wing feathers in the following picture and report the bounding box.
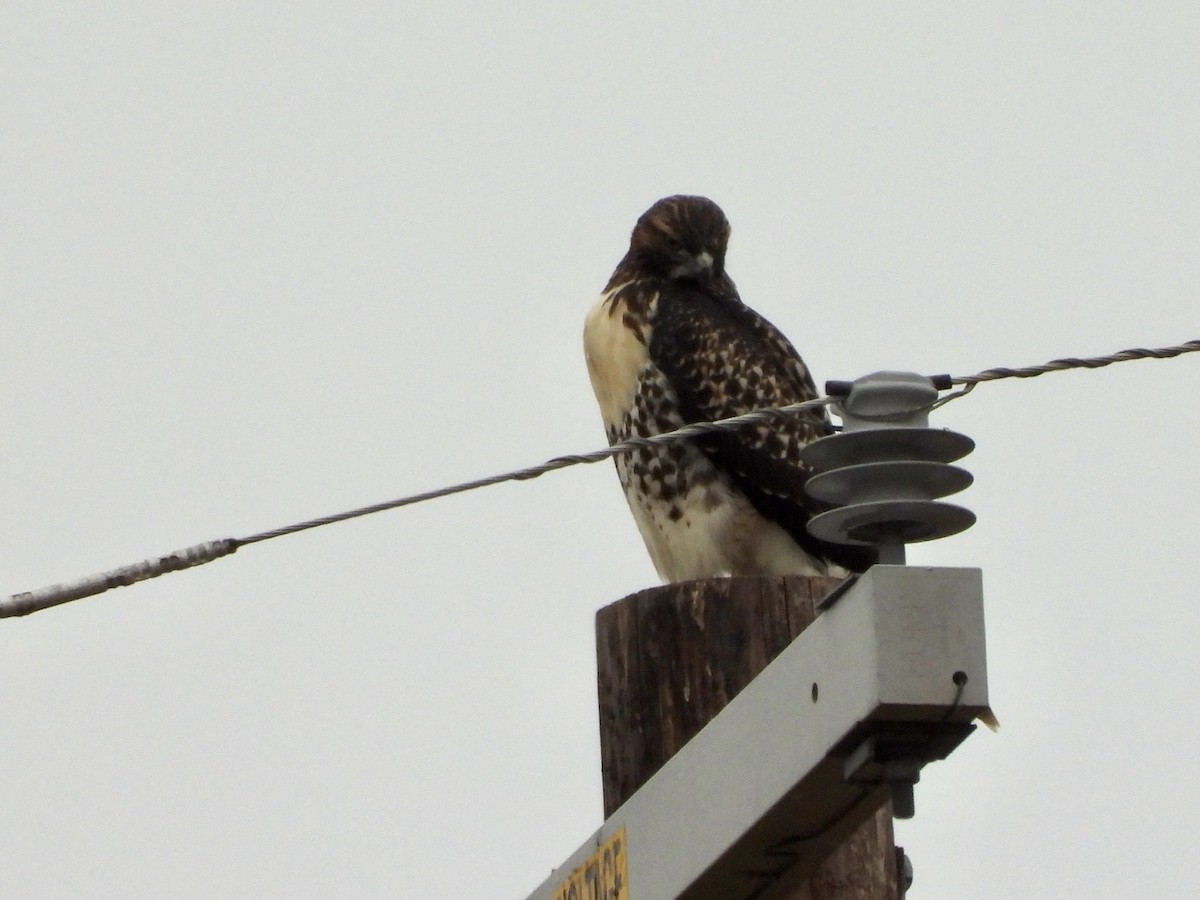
[648,284,877,572]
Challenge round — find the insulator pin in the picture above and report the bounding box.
[801,372,976,556]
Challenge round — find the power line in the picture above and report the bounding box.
[239,397,837,546]
[928,338,1200,409]
[3,338,1197,619]
[951,339,1200,385]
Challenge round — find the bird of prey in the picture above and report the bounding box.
[583,195,877,582]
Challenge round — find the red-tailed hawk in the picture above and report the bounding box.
[584,195,877,581]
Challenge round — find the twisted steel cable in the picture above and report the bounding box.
[4,339,1197,618]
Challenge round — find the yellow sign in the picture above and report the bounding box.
[553,827,628,900]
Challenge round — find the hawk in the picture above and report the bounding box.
[584,195,877,582]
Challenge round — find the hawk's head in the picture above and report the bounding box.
[622,195,732,287]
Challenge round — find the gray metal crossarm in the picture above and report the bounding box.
[526,566,990,900]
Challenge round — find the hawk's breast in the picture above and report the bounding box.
[582,282,652,437]
[583,284,838,580]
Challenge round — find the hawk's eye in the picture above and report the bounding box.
[662,235,684,253]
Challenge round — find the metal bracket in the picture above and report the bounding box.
[843,722,976,819]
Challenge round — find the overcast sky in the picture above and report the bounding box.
[3,4,1199,898]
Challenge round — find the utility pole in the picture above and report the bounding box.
[597,574,899,899]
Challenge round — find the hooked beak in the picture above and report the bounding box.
[669,250,715,282]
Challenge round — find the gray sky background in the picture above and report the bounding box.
[3,4,1199,898]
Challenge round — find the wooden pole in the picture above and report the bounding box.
[596,575,898,899]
